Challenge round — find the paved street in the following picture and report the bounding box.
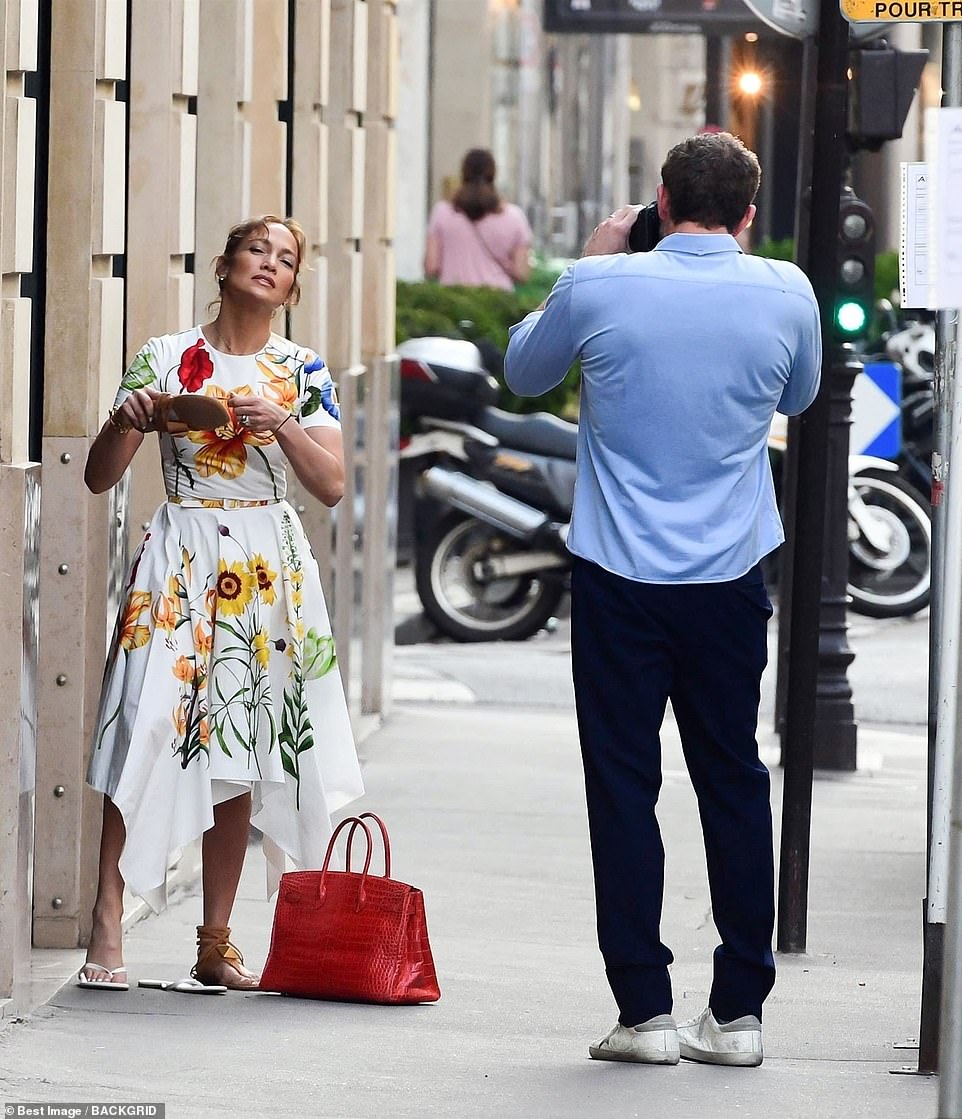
[0,580,937,1118]
[394,566,930,730]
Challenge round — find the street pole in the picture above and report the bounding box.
[774,37,818,744]
[920,180,953,1078]
[937,29,962,1112]
[776,0,852,952]
[919,303,951,1066]
[704,35,730,129]
[922,21,962,1084]
[813,329,859,771]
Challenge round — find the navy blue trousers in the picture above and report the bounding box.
[570,556,776,1026]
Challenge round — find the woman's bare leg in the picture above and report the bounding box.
[202,792,252,927]
[81,797,127,983]
[195,792,259,986]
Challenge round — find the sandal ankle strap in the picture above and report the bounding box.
[194,925,245,967]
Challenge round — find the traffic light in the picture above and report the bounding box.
[847,45,928,152]
[834,189,875,344]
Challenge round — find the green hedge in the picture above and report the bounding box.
[396,243,903,418]
[396,265,581,418]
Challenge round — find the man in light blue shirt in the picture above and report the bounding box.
[505,132,820,1069]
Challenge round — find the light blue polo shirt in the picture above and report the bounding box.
[505,233,822,583]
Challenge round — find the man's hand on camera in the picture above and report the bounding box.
[581,205,639,258]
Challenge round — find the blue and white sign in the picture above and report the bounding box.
[850,360,901,457]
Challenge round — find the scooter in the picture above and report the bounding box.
[400,337,932,642]
[769,415,931,619]
[883,315,935,502]
[399,336,573,642]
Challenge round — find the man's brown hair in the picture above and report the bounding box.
[661,132,761,234]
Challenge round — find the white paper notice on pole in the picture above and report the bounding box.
[925,106,962,309]
[900,162,929,309]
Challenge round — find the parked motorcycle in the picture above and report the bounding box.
[399,336,573,642]
[768,415,931,619]
[848,465,931,617]
[400,336,932,641]
[883,314,935,502]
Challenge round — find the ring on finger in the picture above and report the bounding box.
[240,413,250,426]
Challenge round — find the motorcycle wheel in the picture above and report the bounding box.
[848,470,931,619]
[415,512,565,642]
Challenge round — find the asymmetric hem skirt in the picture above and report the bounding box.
[86,499,363,912]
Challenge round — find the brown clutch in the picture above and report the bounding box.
[149,393,231,434]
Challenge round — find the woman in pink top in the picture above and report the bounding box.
[424,149,533,291]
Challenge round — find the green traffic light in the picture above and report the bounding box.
[835,300,868,336]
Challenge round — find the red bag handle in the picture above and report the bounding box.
[319,816,374,909]
[345,813,392,878]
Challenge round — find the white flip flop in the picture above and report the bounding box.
[77,964,129,991]
[138,977,227,994]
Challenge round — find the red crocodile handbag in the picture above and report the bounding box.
[259,813,441,1004]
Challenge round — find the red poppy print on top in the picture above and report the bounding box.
[178,339,214,392]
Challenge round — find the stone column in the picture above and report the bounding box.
[195,0,255,319]
[429,0,492,202]
[393,0,429,280]
[0,0,41,1007]
[289,0,337,621]
[322,0,369,715]
[125,0,199,548]
[628,35,706,198]
[0,464,39,1015]
[246,0,288,214]
[360,0,399,720]
[0,4,35,469]
[291,0,332,361]
[33,0,128,949]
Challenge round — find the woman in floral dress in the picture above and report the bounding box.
[78,216,363,991]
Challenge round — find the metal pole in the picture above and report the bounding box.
[775,36,818,743]
[938,298,962,1091]
[777,0,851,952]
[937,30,962,1104]
[812,335,859,772]
[704,36,729,129]
[923,20,962,1082]
[920,246,953,1073]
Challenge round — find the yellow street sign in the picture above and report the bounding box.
[841,0,962,20]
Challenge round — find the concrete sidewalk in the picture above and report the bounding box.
[0,699,936,1118]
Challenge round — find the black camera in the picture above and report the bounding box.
[627,201,662,253]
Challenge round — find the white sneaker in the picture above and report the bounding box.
[589,1015,680,1065]
[677,1007,763,1067]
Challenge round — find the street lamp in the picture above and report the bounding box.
[737,70,763,96]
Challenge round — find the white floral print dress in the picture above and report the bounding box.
[87,326,364,912]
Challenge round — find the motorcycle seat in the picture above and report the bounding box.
[477,406,578,461]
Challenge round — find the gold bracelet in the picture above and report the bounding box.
[273,413,293,435]
[108,407,132,434]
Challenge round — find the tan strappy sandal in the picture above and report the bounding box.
[191,925,260,991]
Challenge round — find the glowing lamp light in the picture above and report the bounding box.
[627,80,642,112]
[737,71,763,96]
